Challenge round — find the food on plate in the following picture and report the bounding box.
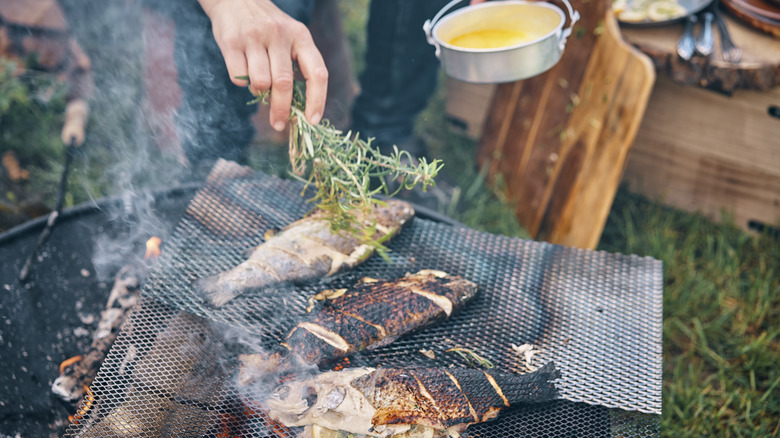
[194,199,415,307]
[237,270,479,382]
[263,363,560,438]
[615,0,687,22]
[646,1,688,21]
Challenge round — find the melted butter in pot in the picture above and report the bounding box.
[448,29,533,49]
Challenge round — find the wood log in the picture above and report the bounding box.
[477,3,655,249]
[51,266,141,402]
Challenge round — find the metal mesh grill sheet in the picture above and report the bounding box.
[65,159,663,437]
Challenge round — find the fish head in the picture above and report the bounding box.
[448,276,479,307]
[266,379,318,418]
[411,270,479,310]
[265,368,377,429]
[266,373,353,418]
[374,200,415,229]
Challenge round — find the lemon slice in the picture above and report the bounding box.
[647,1,687,21]
[394,425,436,438]
[618,8,649,22]
[310,425,354,438]
[613,0,628,14]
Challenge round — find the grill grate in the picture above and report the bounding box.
[65,159,662,437]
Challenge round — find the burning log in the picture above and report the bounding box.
[73,311,226,437]
[52,265,142,402]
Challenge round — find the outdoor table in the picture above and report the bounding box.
[620,14,780,235]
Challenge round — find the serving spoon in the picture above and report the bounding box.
[677,14,697,60]
[695,11,715,56]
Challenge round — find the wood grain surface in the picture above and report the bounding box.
[477,3,655,249]
[623,75,780,233]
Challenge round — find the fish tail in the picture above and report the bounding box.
[193,274,242,308]
[490,361,561,405]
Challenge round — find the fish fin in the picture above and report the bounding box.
[365,335,399,350]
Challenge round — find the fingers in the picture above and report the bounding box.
[203,0,328,130]
[222,48,250,87]
[293,34,328,126]
[267,41,295,131]
[246,46,271,94]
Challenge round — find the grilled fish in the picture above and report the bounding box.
[238,270,478,382]
[264,363,560,437]
[195,200,415,307]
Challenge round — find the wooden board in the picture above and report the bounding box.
[476,6,656,249]
[620,11,780,92]
[623,74,780,232]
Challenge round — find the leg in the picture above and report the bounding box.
[350,0,448,158]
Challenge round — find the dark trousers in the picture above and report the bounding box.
[351,0,448,156]
[165,0,445,165]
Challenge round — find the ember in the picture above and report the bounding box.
[145,236,162,260]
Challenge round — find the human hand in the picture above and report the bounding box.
[198,0,328,131]
[470,0,488,4]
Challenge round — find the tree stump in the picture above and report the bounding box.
[620,11,780,93]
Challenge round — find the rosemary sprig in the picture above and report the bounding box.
[242,79,443,256]
[446,346,495,369]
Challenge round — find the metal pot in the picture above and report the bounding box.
[424,0,580,84]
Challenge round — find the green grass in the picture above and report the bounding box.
[2,2,778,436]
[600,193,780,437]
[336,6,780,436]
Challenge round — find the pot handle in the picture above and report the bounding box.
[423,0,466,58]
[558,0,580,51]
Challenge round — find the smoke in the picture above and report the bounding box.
[55,1,218,280]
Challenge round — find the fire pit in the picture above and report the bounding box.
[49,159,662,437]
[0,184,198,437]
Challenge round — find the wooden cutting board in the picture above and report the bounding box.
[476,3,655,249]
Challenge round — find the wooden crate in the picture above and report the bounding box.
[444,79,495,140]
[623,75,780,233]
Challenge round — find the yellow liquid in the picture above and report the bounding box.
[448,29,534,49]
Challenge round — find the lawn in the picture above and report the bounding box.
[1,1,778,436]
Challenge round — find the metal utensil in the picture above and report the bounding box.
[18,140,76,282]
[677,14,698,60]
[713,3,742,63]
[695,12,715,56]
[424,0,580,83]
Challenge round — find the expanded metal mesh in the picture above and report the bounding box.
[65,159,662,437]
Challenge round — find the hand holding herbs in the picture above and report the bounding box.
[244,80,444,255]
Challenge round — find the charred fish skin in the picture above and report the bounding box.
[193,200,414,308]
[281,270,479,367]
[353,362,560,430]
[262,363,560,438]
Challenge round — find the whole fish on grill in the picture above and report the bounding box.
[238,270,478,382]
[194,199,415,307]
[263,362,560,438]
